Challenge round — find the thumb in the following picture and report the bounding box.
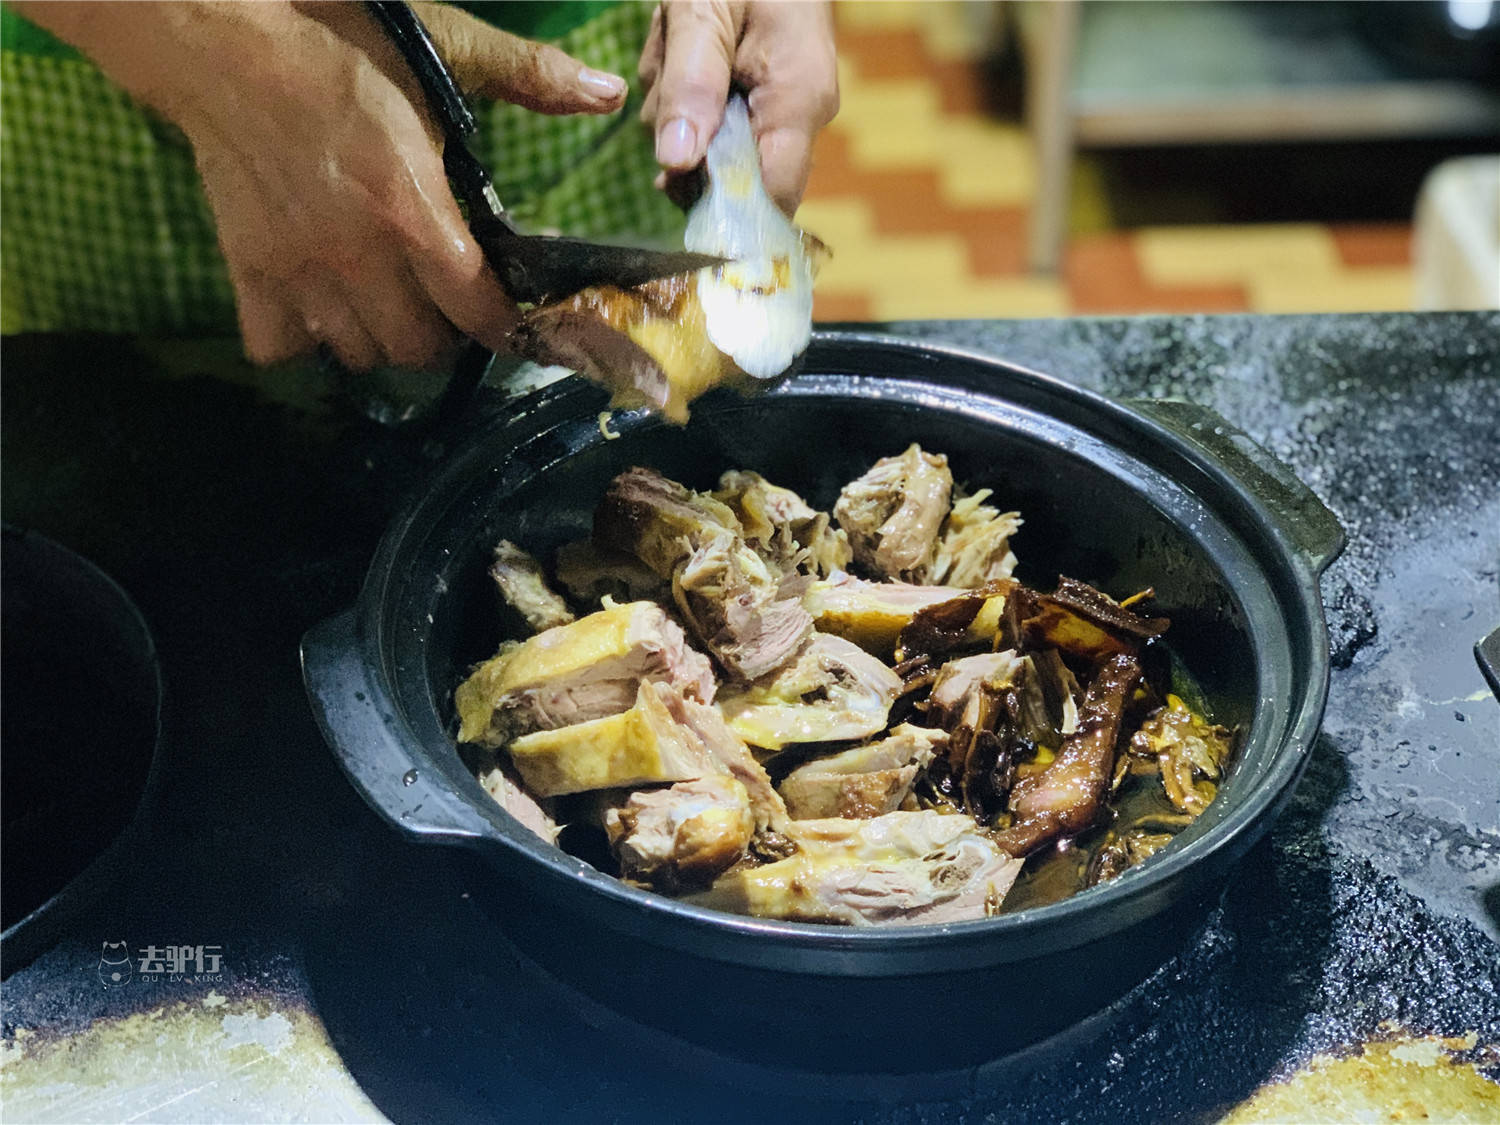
[414,2,627,115]
[650,0,741,170]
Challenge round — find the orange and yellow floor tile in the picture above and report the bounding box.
[804,2,1416,321]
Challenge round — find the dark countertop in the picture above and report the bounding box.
[2,312,1497,1122]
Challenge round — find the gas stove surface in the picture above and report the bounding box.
[1,313,1496,1123]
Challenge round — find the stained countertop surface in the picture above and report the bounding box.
[1,312,1497,1122]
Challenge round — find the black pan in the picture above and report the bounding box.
[302,333,1343,1072]
[1,526,164,973]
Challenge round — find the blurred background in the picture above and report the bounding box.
[802,0,1500,321]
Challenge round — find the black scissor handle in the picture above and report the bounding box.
[365,1,476,139]
[366,1,516,237]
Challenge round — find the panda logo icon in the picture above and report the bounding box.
[98,941,133,987]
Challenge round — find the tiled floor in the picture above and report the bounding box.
[803,1,1415,321]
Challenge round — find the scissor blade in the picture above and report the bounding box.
[474,223,726,304]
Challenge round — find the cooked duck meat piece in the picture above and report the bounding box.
[524,273,750,425]
[993,653,1144,858]
[834,444,954,581]
[455,450,1231,923]
[929,651,1027,729]
[713,470,851,578]
[594,467,742,576]
[802,573,965,655]
[671,533,814,680]
[716,633,902,751]
[924,650,1028,819]
[1085,828,1176,886]
[597,468,813,680]
[571,682,789,836]
[792,723,946,780]
[511,288,695,423]
[894,652,940,691]
[1129,695,1234,816]
[605,775,755,891]
[779,724,945,819]
[895,579,1014,661]
[553,538,668,607]
[488,540,575,634]
[887,652,942,726]
[479,760,560,845]
[927,651,1021,777]
[928,489,1023,588]
[654,687,788,832]
[1013,648,1082,751]
[454,600,715,748]
[782,762,921,823]
[505,681,719,797]
[1018,577,1170,664]
[689,810,1024,926]
[512,99,821,424]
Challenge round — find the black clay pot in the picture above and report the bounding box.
[302,333,1343,1073]
[1,526,163,974]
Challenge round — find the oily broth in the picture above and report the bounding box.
[997,656,1230,914]
[998,773,1182,912]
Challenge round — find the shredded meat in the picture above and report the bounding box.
[716,633,902,751]
[1129,698,1235,816]
[689,810,1024,926]
[779,724,945,819]
[455,451,1225,925]
[488,541,575,633]
[1085,829,1175,885]
[597,467,813,679]
[928,489,1022,588]
[834,444,953,581]
[605,775,755,891]
[713,470,851,578]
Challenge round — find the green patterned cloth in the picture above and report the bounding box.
[0,0,681,337]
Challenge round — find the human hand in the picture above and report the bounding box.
[17,1,628,370]
[638,0,838,216]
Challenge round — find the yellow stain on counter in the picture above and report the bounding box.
[1223,1031,1500,1124]
[0,999,383,1123]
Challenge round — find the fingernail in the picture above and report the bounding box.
[657,118,697,167]
[579,67,626,100]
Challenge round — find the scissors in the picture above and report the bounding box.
[366,0,725,306]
